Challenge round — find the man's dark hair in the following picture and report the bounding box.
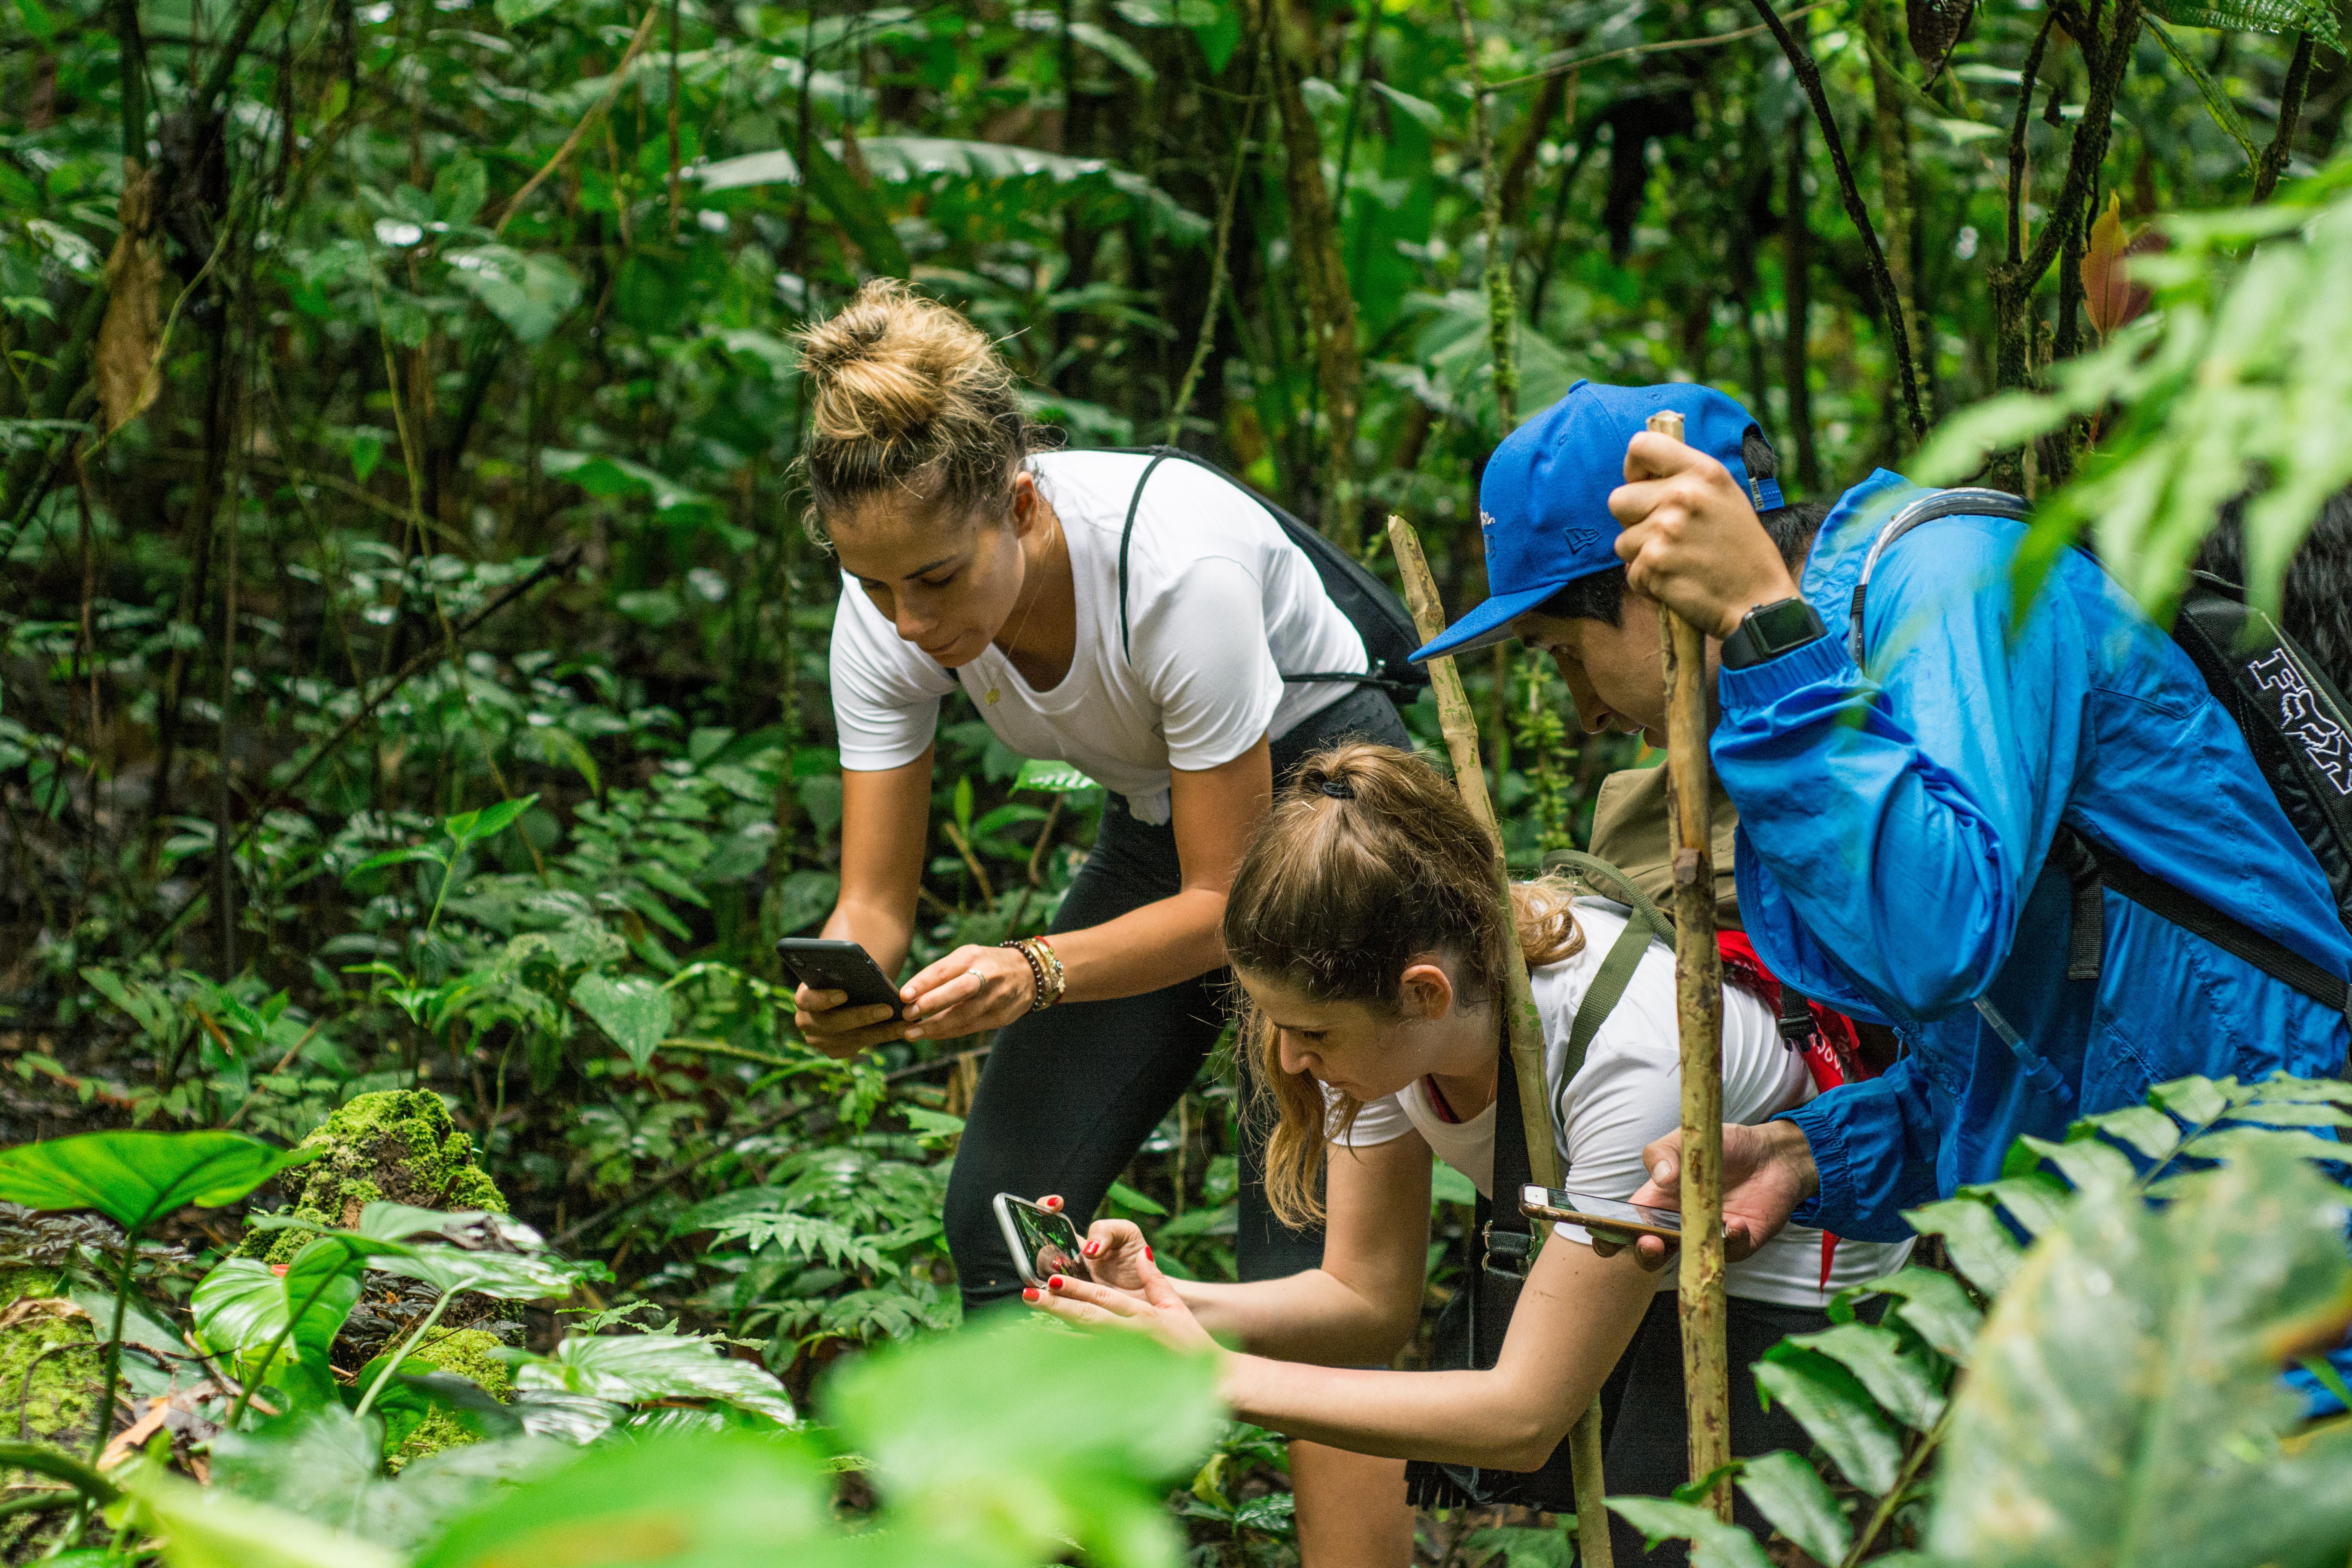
[2191,486,2352,700]
[1533,425,1832,628]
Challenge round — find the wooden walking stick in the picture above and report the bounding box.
[1386,514,1613,1568]
[1644,408,1733,1519]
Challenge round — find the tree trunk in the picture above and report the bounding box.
[1252,0,1363,550]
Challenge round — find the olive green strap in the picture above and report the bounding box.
[1549,850,1675,1071]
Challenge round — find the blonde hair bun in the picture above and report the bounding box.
[794,280,1053,540]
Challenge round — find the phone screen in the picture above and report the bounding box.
[996,1196,1093,1289]
[1520,1185,1686,1236]
[774,939,904,1019]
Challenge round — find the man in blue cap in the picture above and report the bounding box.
[1417,380,2352,1406]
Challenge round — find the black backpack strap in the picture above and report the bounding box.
[1846,486,2032,664]
[1486,1018,1539,1276]
[1116,452,1178,665]
[1106,445,1420,698]
[2065,827,2351,1018]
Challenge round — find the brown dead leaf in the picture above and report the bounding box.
[0,1296,92,1332]
[2080,192,2153,338]
[99,1397,173,1470]
[96,162,166,432]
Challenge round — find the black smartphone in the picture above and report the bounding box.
[993,1193,1093,1290]
[775,938,905,1020]
[1519,1184,1694,1243]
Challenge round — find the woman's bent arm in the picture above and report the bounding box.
[1218,1237,1657,1470]
[1043,735,1272,1004]
[1178,1132,1432,1364]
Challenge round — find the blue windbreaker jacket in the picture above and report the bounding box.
[1716,472,2352,1252]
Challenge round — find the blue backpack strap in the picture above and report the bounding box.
[1116,452,1177,664]
[1846,486,2031,664]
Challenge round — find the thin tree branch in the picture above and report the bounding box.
[1741,0,1927,439]
[1168,41,1268,443]
[2252,31,2316,202]
[1486,1,1834,91]
[492,7,661,237]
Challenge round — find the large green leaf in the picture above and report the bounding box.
[2146,0,2339,45]
[209,1407,561,1551]
[1753,1344,1908,1494]
[412,1431,835,1568]
[379,1245,585,1301]
[848,136,1207,245]
[1842,1267,1981,1366]
[192,1240,376,1411]
[570,971,672,1070]
[1604,1497,1775,1568]
[1733,1450,1852,1567]
[511,1330,797,1425]
[1784,1322,1947,1433]
[1929,1142,2352,1567]
[0,1130,321,1232]
[445,247,581,344]
[824,1315,1220,1568]
[119,1463,400,1568]
[1903,1191,2024,1294]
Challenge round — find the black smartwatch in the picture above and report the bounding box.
[1719,595,1827,670]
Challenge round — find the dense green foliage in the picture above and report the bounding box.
[6,0,2352,1560]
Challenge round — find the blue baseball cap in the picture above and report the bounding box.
[1409,380,1784,663]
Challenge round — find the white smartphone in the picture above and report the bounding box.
[992,1193,1094,1290]
[1519,1184,1695,1243]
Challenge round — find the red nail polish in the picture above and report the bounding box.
[1023,1287,1040,1302]
[1144,1247,1154,1261]
[1082,1241,1100,1256]
[1048,1274,1065,1289]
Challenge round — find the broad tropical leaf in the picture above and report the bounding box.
[570,971,672,1069]
[1734,1450,1853,1567]
[1929,1142,2352,1566]
[1605,1497,1776,1568]
[512,1330,797,1425]
[0,1130,321,1232]
[411,1431,833,1568]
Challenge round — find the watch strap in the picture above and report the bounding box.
[1721,596,1827,669]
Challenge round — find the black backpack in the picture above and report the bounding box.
[1102,446,1429,704]
[1850,488,2352,1019]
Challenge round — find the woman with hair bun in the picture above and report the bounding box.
[1029,743,1910,1567]
[792,280,1416,1560]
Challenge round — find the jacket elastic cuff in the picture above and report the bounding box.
[1778,1098,1848,1230]
[1717,622,1859,708]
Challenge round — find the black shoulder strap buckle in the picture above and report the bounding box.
[1481,1220,1534,1276]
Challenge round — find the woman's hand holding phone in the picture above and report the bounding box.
[1067,1215,1153,1293]
[793,984,918,1060]
[1024,1232,1217,1357]
[898,944,1043,1040]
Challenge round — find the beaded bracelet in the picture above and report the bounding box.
[999,936,1067,1012]
[1001,939,1047,1010]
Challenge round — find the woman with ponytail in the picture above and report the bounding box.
[1030,744,1908,1566]
[792,282,1416,1561]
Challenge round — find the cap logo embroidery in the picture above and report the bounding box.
[1563,526,1597,553]
[1481,509,1500,536]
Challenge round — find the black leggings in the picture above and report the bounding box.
[1597,1291,1854,1566]
[944,685,1412,1312]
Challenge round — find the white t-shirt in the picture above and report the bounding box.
[1334,902,1913,1308]
[828,450,1368,825]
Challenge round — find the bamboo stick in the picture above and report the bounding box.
[1387,514,1613,1568]
[1646,409,1731,1519]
